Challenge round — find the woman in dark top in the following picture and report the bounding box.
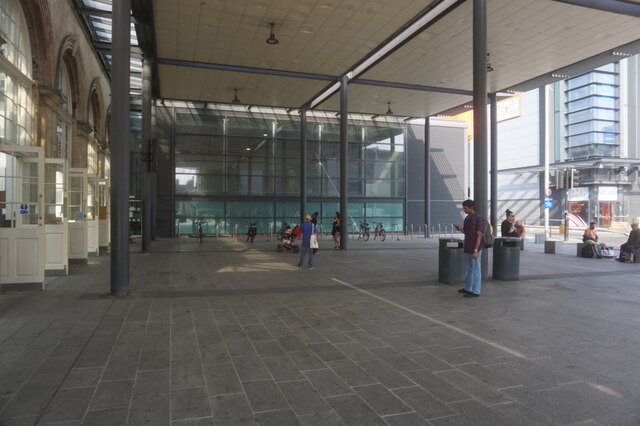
[331,212,341,249]
[501,210,519,237]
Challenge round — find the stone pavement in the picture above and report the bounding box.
[1,236,639,425]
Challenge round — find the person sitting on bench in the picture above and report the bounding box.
[620,223,640,262]
[583,222,607,258]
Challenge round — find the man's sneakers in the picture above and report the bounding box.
[458,288,471,294]
[464,292,480,298]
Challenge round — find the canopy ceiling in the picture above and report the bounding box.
[147,0,640,117]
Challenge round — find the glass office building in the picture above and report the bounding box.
[564,63,620,160]
[163,107,406,236]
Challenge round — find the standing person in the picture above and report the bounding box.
[454,199,484,298]
[331,212,341,249]
[311,212,319,254]
[297,214,317,269]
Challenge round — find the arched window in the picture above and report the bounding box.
[55,63,73,159]
[0,0,35,145]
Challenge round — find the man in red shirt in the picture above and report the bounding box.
[454,199,484,297]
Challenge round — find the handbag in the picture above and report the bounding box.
[310,234,319,249]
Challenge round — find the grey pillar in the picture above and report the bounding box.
[489,93,498,235]
[141,58,152,252]
[424,117,431,237]
[473,0,488,217]
[339,75,348,249]
[110,0,131,296]
[473,0,489,279]
[300,108,307,222]
[538,88,547,221]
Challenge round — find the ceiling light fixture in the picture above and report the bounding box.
[232,88,241,103]
[386,102,393,115]
[266,22,279,45]
[486,53,494,72]
[612,51,632,57]
[551,73,569,79]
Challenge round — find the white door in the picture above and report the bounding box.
[68,168,88,261]
[87,175,99,255]
[0,144,45,288]
[98,179,110,248]
[44,159,68,275]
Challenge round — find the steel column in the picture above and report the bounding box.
[489,93,498,235]
[141,58,152,252]
[473,0,489,279]
[300,108,307,222]
[110,0,131,296]
[424,117,431,237]
[473,0,488,217]
[339,75,348,249]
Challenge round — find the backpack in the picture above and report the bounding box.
[472,215,494,248]
[581,244,594,258]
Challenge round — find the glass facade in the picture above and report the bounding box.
[564,65,619,160]
[174,109,405,235]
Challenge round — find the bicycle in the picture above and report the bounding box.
[373,222,386,241]
[358,222,370,241]
[195,220,204,243]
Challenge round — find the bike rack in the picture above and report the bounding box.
[268,223,273,242]
[408,224,414,240]
[233,224,238,242]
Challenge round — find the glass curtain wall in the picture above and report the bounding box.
[174,108,405,235]
[564,63,619,159]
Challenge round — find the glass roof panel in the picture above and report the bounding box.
[76,0,141,96]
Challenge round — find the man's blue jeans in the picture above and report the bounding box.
[298,246,314,267]
[464,253,481,294]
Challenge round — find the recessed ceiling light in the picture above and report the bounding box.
[245,147,251,151]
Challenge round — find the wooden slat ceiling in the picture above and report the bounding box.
[154,0,640,117]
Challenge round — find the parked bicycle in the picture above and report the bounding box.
[373,222,386,241]
[358,222,371,241]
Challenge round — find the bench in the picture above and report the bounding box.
[545,240,562,254]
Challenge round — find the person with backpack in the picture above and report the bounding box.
[454,199,485,297]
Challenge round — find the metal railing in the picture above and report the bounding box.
[268,223,274,242]
[233,224,238,242]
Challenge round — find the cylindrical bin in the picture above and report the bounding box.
[493,237,521,280]
[438,238,466,284]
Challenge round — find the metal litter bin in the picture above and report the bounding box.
[493,237,520,280]
[438,239,466,284]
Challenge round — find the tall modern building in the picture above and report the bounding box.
[496,56,640,229]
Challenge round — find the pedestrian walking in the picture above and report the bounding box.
[297,214,317,269]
